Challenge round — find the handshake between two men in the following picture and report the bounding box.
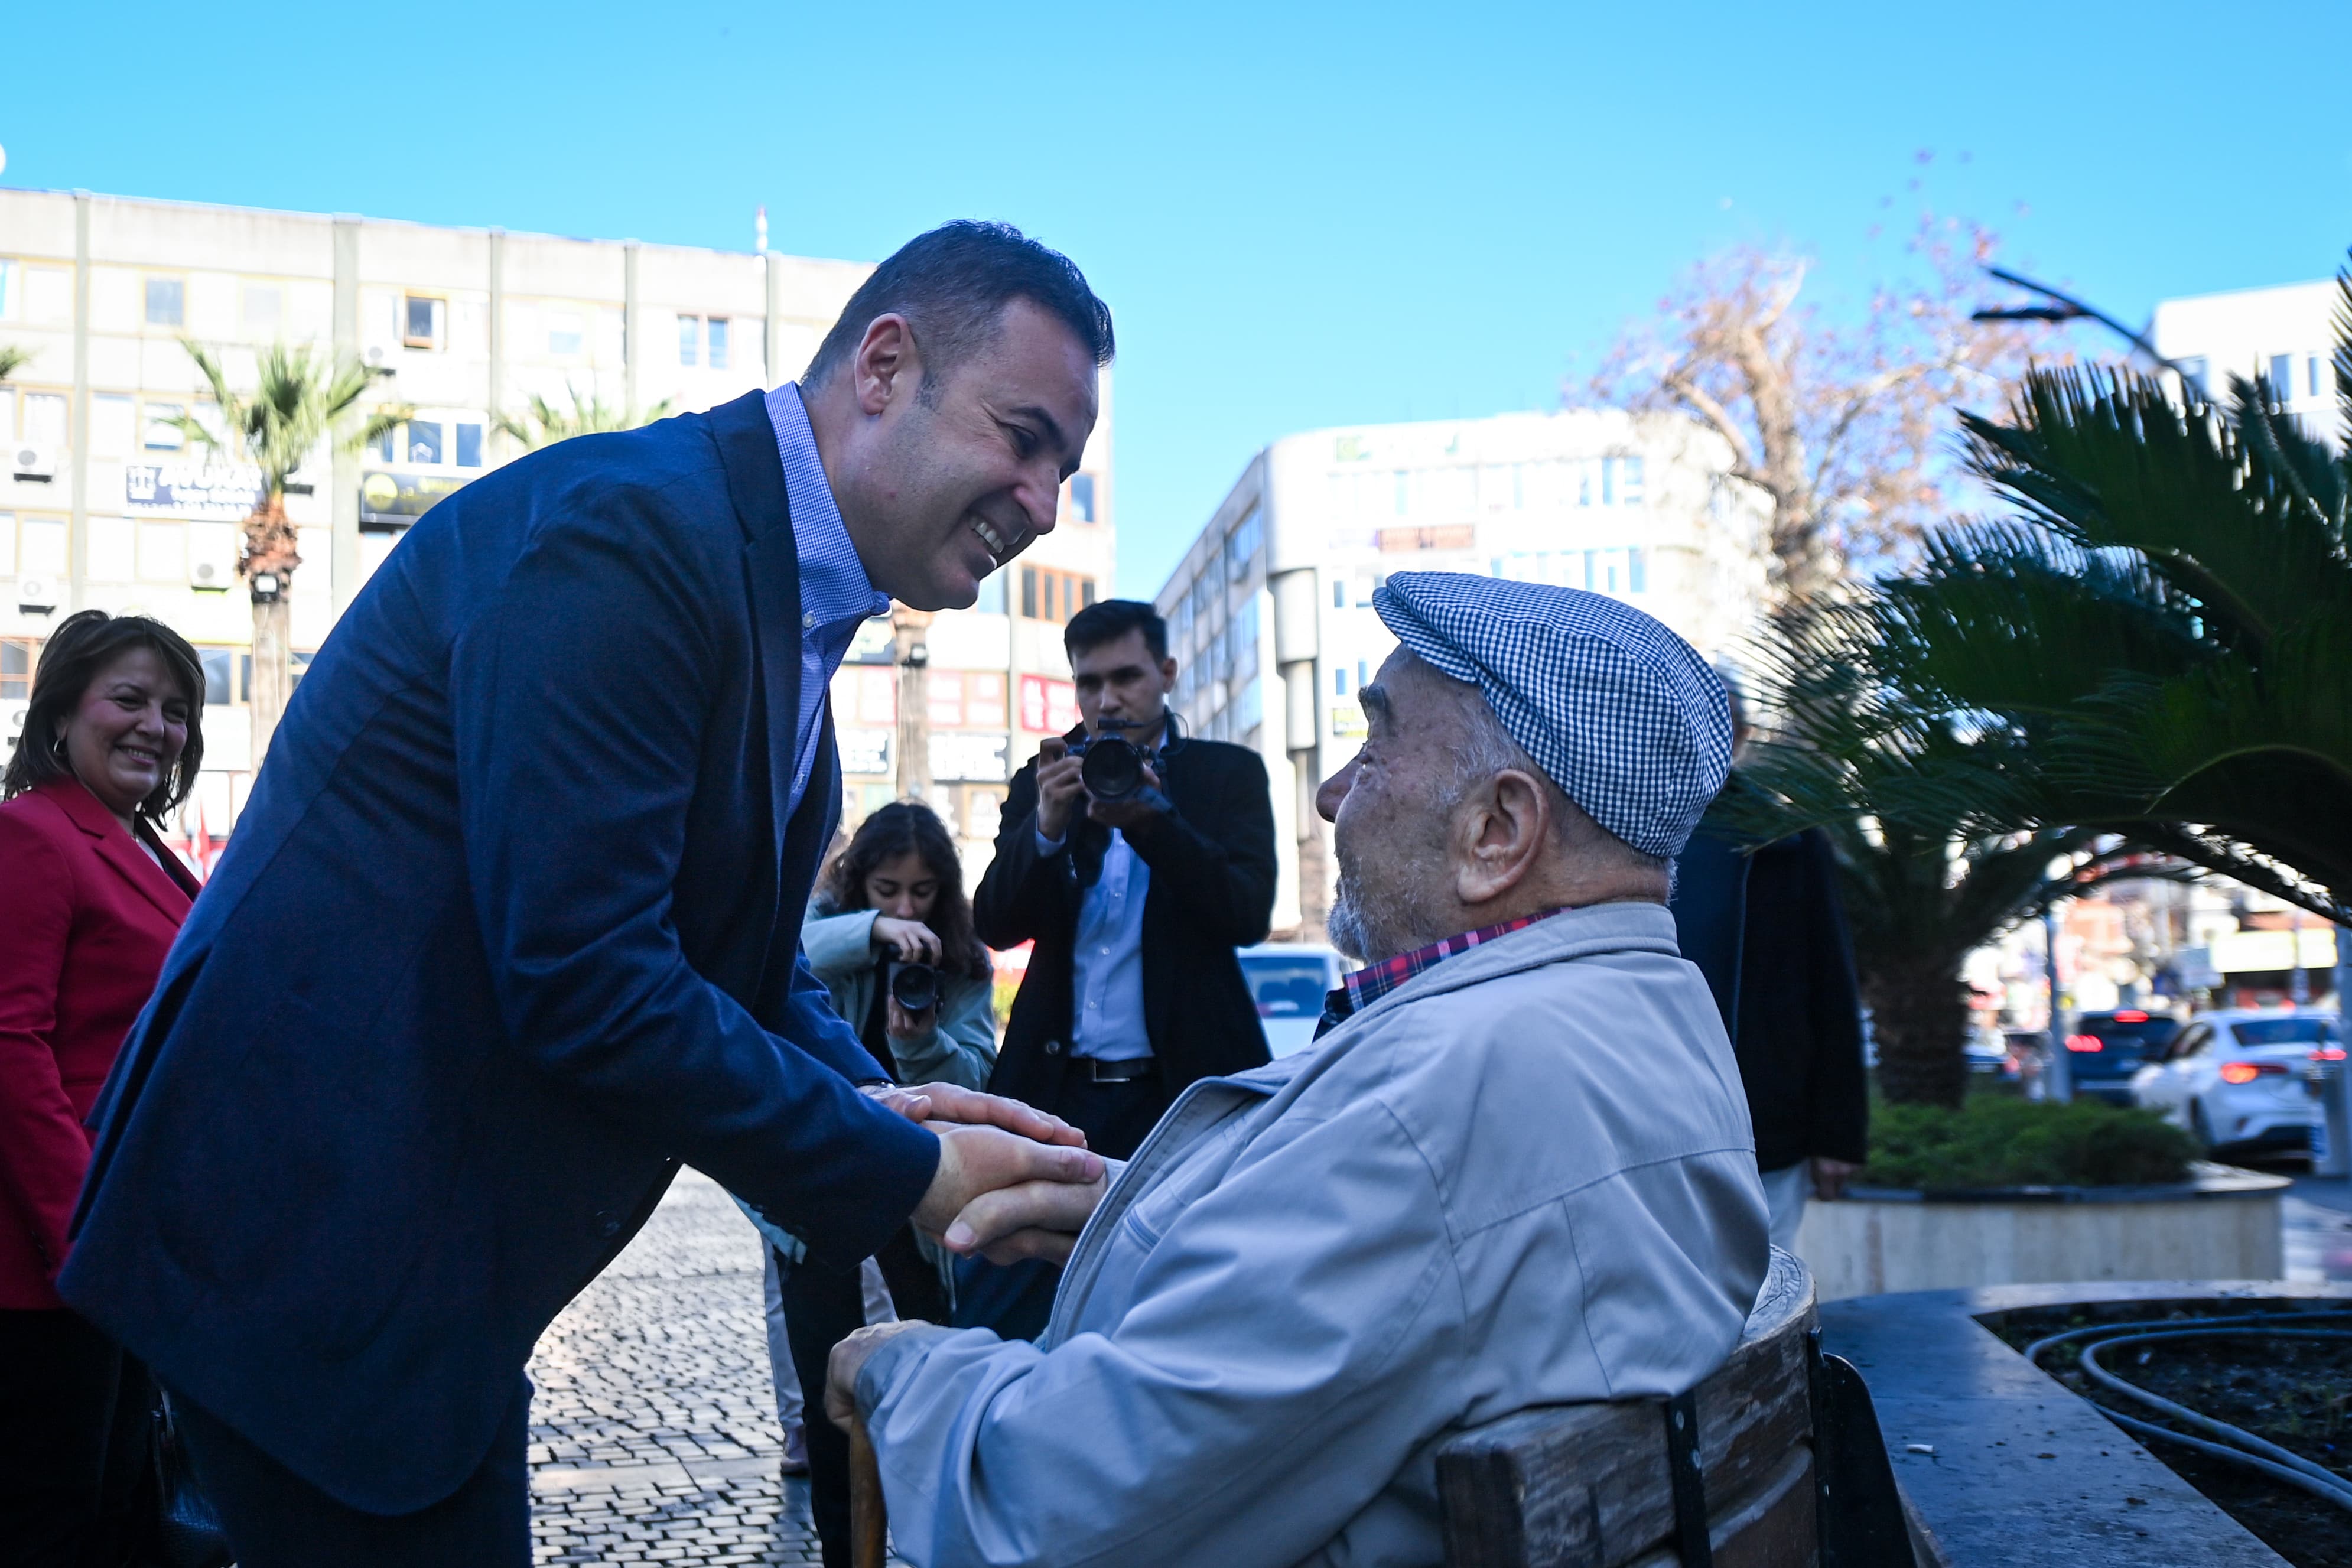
[870,1079,1111,1261]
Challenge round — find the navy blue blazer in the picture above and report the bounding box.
[60,391,939,1512]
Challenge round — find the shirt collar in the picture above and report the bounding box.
[765,382,889,631]
[1323,907,1568,1027]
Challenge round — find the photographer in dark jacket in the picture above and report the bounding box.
[979,599,1277,1151]
[968,600,1276,1335]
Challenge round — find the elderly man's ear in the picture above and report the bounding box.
[1453,769,1553,908]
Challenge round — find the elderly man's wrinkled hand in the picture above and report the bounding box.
[910,1124,1104,1240]
[942,1162,1122,1266]
[864,1081,1088,1148]
[826,1320,928,1432]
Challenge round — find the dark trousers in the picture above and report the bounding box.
[783,1228,948,1568]
[0,1308,152,1568]
[174,1378,531,1568]
[953,1065,1170,1344]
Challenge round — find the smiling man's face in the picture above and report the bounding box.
[831,297,1098,611]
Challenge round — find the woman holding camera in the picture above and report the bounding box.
[772,801,997,1566]
[1,611,207,1566]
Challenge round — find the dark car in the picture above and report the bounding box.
[2062,1010,2182,1104]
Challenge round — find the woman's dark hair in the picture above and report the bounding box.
[2,609,207,822]
[819,801,993,982]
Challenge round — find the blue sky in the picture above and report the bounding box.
[10,1,2350,596]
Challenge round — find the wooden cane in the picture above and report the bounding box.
[849,1413,889,1568]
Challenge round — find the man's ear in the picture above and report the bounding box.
[1159,656,1179,690]
[1454,769,1550,908]
[853,314,919,416]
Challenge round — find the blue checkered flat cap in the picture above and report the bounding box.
[1372,572,1731,860]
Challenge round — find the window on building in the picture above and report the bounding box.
[402,295,445,350]
[547,311,584,357]
[243,283,282,334]
[1601,458,1618,506]
[1620,456,1645,505]
[370,425,396,463]
[22,393,67,451]
[1069,472,1097,523]
[0,259,16,321]
[678,315,700,366]
[1333,665,1349,697]
[707,317,730,370]
[2312,356,2326,398]
[1332,578,1346,609]
[2271,354,2295,401]
[198,647,235,705]
[1226,506,1262,583]
[1,636,34,700]
[975,572,1006,613]
[456,422,483,468]
[141,401,184,452]
[145,277,185,328]
[406,421,443,465]
[1628,548,1647,593]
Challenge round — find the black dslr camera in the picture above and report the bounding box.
[887,961,939,1013]
[1068,718,1163,805]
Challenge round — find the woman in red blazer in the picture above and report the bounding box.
[1,609,206,1565]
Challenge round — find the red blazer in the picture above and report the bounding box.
[0,776,198,1309]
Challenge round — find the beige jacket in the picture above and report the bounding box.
[859,902,1771,1568]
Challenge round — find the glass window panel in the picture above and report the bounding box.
[1621,456,1645,505]
[406,421,443,465]
[1020,567,1037,619]
[678,315,698,366]
[141,401,184,450]
[1332,578,1345,609]
[21,518,69,577]
[707,317,729,370]
[455,422,483,468]
[1602,458,1618,506]
[370,425,397,463]
[548,311,584,356]
[2311,356,2325,398]
[243,284,282,333]
[90,394,136,456]
[25,393,68,448]
[975,572,1005,614]
[145,277,185,327]
[1069,472,1096,523]
[0,259,15,321]
[404,295,443,347]
[1629,548,1647,593]
[199,648,235,705]
[2,635,30,698]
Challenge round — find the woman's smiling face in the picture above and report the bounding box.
[58,645,190,823]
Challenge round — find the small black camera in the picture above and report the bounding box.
[889,961,939,1013]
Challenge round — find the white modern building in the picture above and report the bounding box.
[2152,276,2341,447]
[0,187,1113,873]
[1154,409,1770,936]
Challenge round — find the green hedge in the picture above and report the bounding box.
[1860,1098,2197,1190]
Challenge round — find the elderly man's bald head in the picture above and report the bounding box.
[1315,648,1669,965]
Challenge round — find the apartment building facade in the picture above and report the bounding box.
[1154,408,1769,936]
[0,187,1113,875]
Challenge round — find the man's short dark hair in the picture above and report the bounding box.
[803,222,1115,396]
[1065,599,1166,662]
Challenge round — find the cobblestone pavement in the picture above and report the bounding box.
[528,1169,906,1566]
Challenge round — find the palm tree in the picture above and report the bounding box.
[492,383,672,451]
[177,341,409,762]
[1712,603,2151,1107]
[1856,266,2352,921]
[0,344,30,381]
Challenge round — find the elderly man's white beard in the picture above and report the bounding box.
[1327,835,1451,964]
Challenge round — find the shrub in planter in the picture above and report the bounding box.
[1860,1098,2198,1191]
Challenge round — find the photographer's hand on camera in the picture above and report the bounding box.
[1085,759,1164,832]
[1032,737,1088,841]
[870,915,942,964]
[886,992,935,1043]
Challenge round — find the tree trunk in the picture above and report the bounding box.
[1859,958,1973,1108]
[249,590,292,769]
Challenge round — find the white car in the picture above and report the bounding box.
[1237,943,1350,1058]
[2129,1009,2341,1157]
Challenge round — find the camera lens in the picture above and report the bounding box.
[1081,736,1143,801]
[890,961,939,1012]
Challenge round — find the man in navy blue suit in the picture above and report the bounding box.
[60,222,1111,1564]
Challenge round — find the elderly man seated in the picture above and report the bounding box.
[831,572,1772,1568]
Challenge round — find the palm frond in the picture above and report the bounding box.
[0,344,31,381]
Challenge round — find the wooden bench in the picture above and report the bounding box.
[1437,1249,1914,1568]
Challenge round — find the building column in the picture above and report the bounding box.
[893,606,934,803]
[487,227,506,462]
[330,216,361,611]
[623,240,642,421]
[67,191,90,614]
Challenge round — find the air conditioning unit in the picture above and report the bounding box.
[2,700,28,744]
[16,576,58,613]
[188,522,237,591]
[11,444,55,482]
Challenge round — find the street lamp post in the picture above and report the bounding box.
[891,605,934,805]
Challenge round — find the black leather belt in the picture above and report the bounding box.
[1077,1055,1156,1082]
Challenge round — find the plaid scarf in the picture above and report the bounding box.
[1316,908,1566,1038]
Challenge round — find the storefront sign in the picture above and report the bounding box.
[124,461,263,521]
[837,727,892,778]
[360,470,471,526]
[1018,675,1078,734]
[930,731,1009,783]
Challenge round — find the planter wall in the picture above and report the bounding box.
[1794,1164,2287,1302]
